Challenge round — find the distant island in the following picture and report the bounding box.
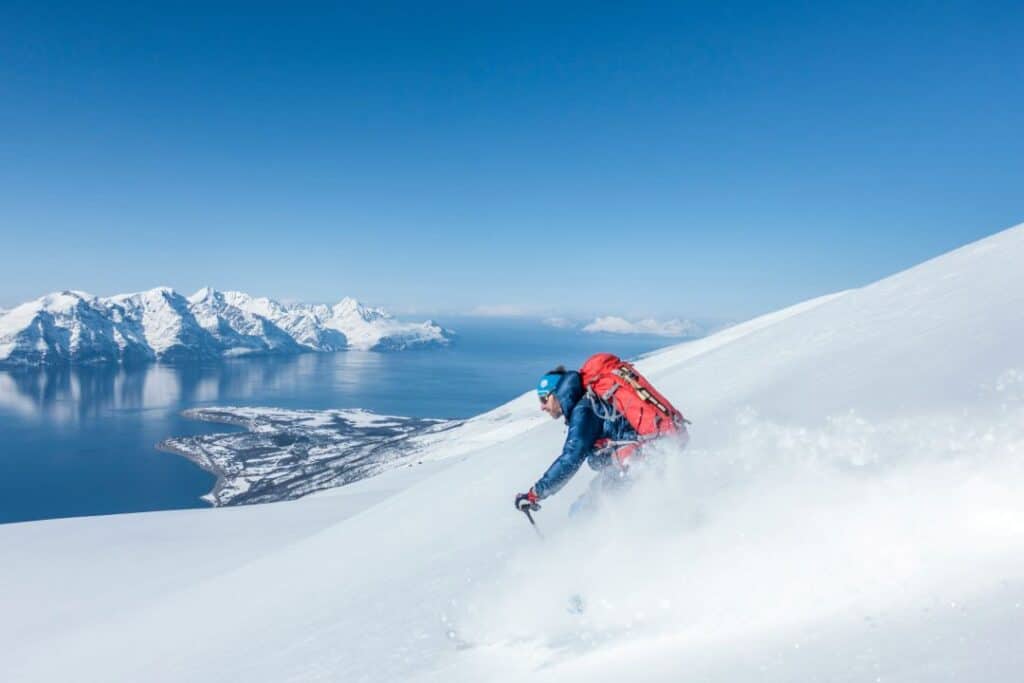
[0,287,453,367]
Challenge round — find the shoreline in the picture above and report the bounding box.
[156,408,257,506]
[154,439,226,507]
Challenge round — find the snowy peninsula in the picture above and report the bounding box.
[0,287,453,366]
[158,407,464,506]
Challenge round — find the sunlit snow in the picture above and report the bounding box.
[2,224,1023,681]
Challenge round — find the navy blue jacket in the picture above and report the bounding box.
[533,371,637,500]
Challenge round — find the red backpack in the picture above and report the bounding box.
[578,353,687,439]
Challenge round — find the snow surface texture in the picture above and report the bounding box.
[0,288,452,366]
[3,224,1024,681]
[582,315,703,337]
[159,407,462,505]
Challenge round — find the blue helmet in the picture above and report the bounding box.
[537,372,563,398]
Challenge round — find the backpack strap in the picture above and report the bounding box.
[611,365,674,418]
[586,389,621,422]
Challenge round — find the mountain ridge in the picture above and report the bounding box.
[0,287,452,366]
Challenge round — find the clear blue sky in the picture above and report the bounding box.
[1,1,1021,320]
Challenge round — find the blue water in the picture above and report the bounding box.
[0,319,677,524]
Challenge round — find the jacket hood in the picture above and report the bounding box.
[553,371,584,420]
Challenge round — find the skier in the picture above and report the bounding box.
[515,354,687,517]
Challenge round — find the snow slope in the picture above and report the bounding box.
[3,224,1024,681]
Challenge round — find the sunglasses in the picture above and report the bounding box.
[538,393,552,403]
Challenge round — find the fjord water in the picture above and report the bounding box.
[0,319,675,524]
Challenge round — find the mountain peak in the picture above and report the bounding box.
[188,286,218,304]
[332,297,388,324]
[30,290,95,314]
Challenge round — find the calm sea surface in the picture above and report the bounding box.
[0,319,676,524]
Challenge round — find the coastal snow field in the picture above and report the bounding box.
[2,223,1024,681]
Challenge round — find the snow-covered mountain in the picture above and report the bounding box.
[0,290,156,365]
[224,292,450,352]
[0,288,452,366]
[219,290,347,351]
[106,287,221,362]
[187,288,304,357]
[3,224,1024,681]
[321,297,450,351]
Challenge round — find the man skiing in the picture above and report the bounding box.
[515,354,687,517]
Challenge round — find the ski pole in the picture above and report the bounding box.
[522,508,544,540]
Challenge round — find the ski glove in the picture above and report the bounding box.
[515,489,540,512]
